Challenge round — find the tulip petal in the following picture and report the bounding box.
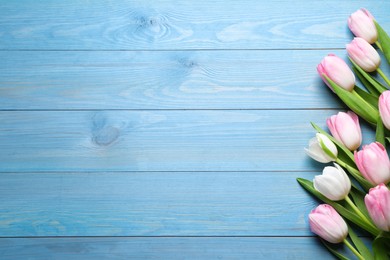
[348,9,377,43]
[327,112,362,151]
[309,204,348,243]
[365,184,390,231]
[305,147,329,163]
[314,165,350,201]
[347,37,380,72]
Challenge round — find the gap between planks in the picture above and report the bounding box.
[0,235,338,238]
[0,235,369,239]
[0,48,346,52]
[0,108,344,112]
[0,170,322,174]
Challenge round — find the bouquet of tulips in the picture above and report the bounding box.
[298,9,390,259]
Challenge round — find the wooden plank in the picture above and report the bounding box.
[0,50,346,110]
[0,171,322,236]
[0,237,355,259]
[0,110,375,172]
[2,49,389,110]
[0,1,389,50]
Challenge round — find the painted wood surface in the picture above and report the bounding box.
[0,0,389,50]
[0,110,375,172]
[0,50,344,110]
[0,171,317,236]
[0,0,387,258]
[0,237,359,260]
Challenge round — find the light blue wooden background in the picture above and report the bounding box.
[0,1,389,259]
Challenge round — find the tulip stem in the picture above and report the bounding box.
[345,196,366,221]
[377,68,390,86]
[343,239,364,260]
[335,159,359,175]
[345,196,377,230]
[335,159,353,169]
[375,41,383,51]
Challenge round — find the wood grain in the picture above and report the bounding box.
[0,237,357,259]
[0,50,346,110]
[0,110,375,172]
[0,171,319,236]
[0,0,389,50]
[0,0,384,258]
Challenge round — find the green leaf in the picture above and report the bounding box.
[296,178,379,236]
[296,178,330,204]
[349,187,370,219]
[320,239,350,260]
[311,123,355,165]
[350,59,387,93]
[318,135,337,160]
[342,163,373,192]
[325,76,379,125]
[348,226,374,260]
[386,137,390,144]
[376,116,386,147]
[373,233,390,260]
[353,67,381,97]
[375,20,390,65]
[354,85,379,109]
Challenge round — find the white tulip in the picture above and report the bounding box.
[314,163,351,201]
[305,133,338,163]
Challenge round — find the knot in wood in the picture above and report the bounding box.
[92,126,120,146]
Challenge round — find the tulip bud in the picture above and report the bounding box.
[346,37,381,72]
[317,54,355,92]
[326,111,362,151]
[364,184,390,231]
[314,163,351,201]
[348,8,377,44]
[354,142,390,185]
[379,91,390,130]
[305,133,338,163]
[309,204,348,243]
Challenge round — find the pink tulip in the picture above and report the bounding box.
[327,111,362,151]
[364,184,390,231]
[348,8,377,44]
[317,54,355,92]
[354,142,390,185]
[309,204,348,243]
[379,91,390,130]
[346,37,381,72]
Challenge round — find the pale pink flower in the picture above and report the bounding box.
[365,184,390,231]
[309,204,348,243]
[346,37,380,72]
[348,8,377,44]
[327,111,362,151]
[354,142,390,185]
[379,91,390,130]
[317,54,355,91]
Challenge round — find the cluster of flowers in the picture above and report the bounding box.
[298,9,390,259]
